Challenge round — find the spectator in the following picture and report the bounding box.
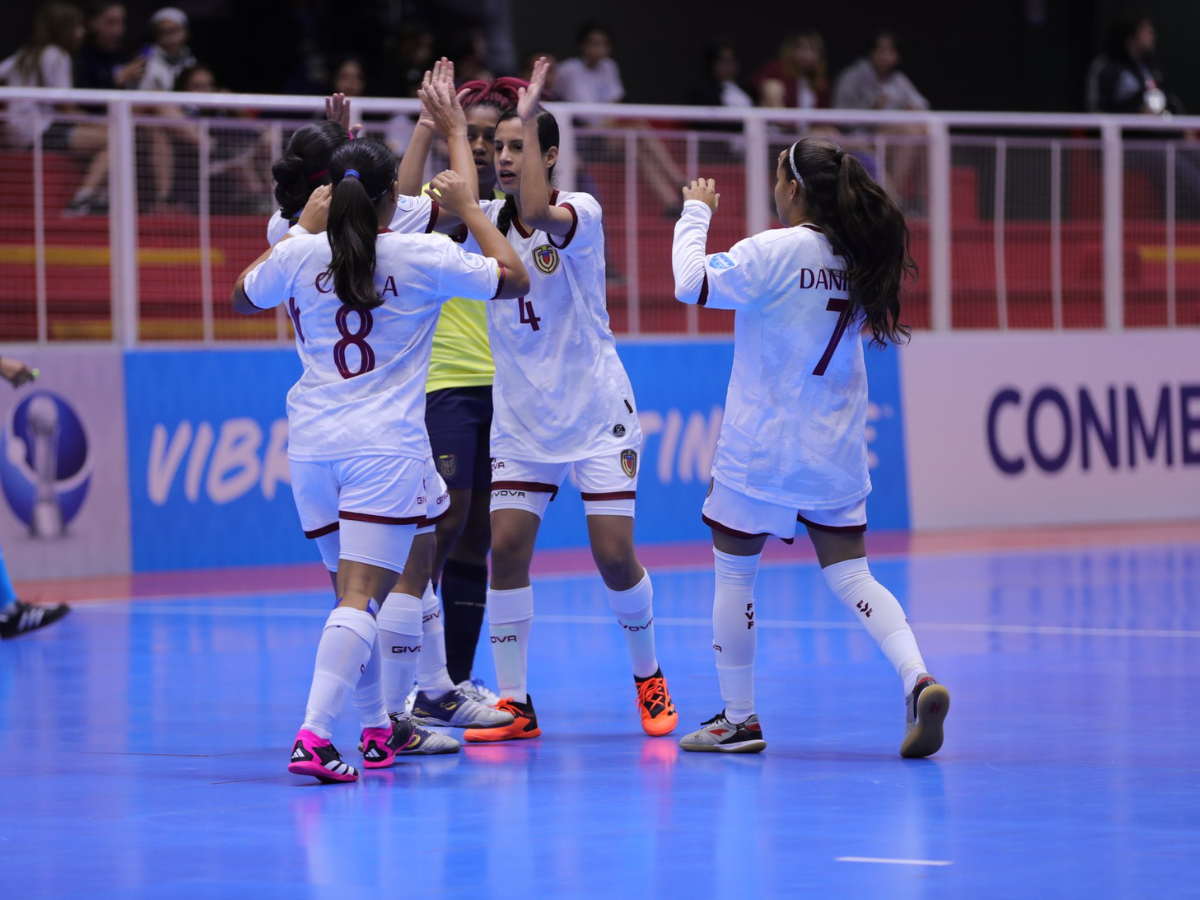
[1093,14,1183,115]
[518,49,557,97]
[753,32,830,110]
[688,41,753,110]
[0,1,114,216]
[388,20,435,98]
[137,7,195,92]
[75,1,144,90]
[833,30,928,112]
[331,56,366,98]
[449,28,495,85]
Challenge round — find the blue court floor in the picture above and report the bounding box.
[2,536,1199,898]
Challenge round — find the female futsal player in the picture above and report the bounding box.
[395,63,528,715]
[460,60,678,743]
[671,138,949,758]
[267,82,513,743]
[233,138,529,782]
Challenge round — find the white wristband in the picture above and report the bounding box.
[287,223,310,237]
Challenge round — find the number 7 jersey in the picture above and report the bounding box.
[474,191,642,462]
[242,231,502,463]
[672,200,870,509]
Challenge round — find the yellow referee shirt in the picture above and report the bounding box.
[425,186,500,393]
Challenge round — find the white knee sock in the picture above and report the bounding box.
[487,586,534,703]
[416,582,457,699]
[302,606,378,740]
[378,593,424,715]
[606,572,658,679]
[352,633,389,730]
[713,549,761,724]
[823,557,927,695]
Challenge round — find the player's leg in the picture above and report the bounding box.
[579,450,677,736]
[680,481,789,753]
[463,460,561,742]
[439,487,493,697]
[804,507,949,758]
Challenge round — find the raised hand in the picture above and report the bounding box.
[517,56,549,123]
[425,170,475,219]
[682,178,720,213]
[418,59,466,137]
[298,184,333,233]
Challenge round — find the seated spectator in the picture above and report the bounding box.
[137,7,195,92]
[689,41,753,110]
[1093,13,1183,115]
[0,1,113,215]
[833,31,927,112]
[75,1,144,90]
[752,32,830,110]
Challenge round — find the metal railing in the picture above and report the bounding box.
[2,86,1199,344]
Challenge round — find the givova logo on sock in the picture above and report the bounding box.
[0,392,91,539]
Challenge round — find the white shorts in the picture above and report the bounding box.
[701,478,867,542]
[490,449,641,519]
[291,456,449,571]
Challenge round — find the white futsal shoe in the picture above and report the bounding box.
[456,677,501,707]
[410,689,516,728]
[900,674,950,759]
[678,711,767,753]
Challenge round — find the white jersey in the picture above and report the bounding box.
[266,193,440,247]
[672,201,870,508]
[474,190,641,462]
[242,231,502,462]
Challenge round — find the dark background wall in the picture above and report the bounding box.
[3,0,1197,113]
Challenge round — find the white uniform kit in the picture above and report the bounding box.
[267,192,442,247]
[475,190,642,518]
[672,201,870,539]
[243,230,502,570]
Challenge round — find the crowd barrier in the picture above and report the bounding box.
[0,331,1194,580]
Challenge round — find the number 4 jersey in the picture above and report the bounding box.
[243,231,502,463]
[672,200,870,510]
[473,190,642,463]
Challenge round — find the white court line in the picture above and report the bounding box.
[70,606,1200,638]
[836,857,952,867]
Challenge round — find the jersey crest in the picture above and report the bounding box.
[620,449,638,478]
[708,252,737,271]
[533,244,560,274]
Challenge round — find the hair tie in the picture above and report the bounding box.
[305,168,329,183]
[787,142,805,187]
[343,168,361,180]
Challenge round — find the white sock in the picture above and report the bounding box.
[713,549,760,724]
[416,582,457,699]
[301,607,377,740]
[487,585,534,703]
[606,571,658,679]
[352,632,389,730]
[378,593,424,715]
[823,557,927,695]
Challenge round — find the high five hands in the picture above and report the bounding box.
[418,57,467,137]
[516,57,550,123]
[682,178,720,213]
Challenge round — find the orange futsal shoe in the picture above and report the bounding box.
[463,695,542,742]
[635,668,678,736]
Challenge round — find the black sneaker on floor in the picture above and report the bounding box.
[0,600,70,638]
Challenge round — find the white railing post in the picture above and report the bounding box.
[744,115,769,237]
[108,100,139,346]
[32,111,48,345]
[555,110,577,192]
[927,118,952,331]
[1101,121,1124,331]
[624,130,640,334]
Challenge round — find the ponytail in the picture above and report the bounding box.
[496,192,519,236]
[787,138,915,347]
[324,139,398,311]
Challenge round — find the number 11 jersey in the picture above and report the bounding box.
[243,231,502,463]
[476,190,642,463]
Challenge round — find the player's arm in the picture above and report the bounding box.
[428,171,530,299]
[672,178,759,310]
[233,186,330,313]
[0,357,35,388]
[397,58,456,198]
[513,58,574,237]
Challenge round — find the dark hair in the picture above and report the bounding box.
[576,22,613,48]
[784,138,914,347]
[325,139,396,311]
[494,108,559,236]
[1106,12,1151,60]
[84,1,122,21]
[866,30,900,55]
[175,63,213,91]
[458,77,527,114]
[272,122,351,219]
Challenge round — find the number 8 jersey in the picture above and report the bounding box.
[243,231,503,463]
[672,200,870,510]
[475,190,642,462]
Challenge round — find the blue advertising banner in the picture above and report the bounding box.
[125,339,909,571]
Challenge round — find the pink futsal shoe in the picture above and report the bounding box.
[288,729,359,783]
[359,716,417,769]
